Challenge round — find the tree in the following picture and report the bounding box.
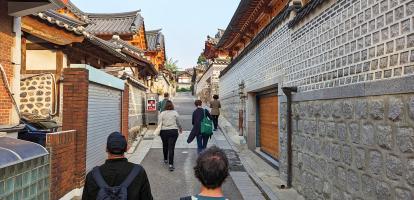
[197,54,207,65]
[165,58,179,72]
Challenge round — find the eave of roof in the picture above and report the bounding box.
[216,0,269,49]
[33,11,87,35]
[219,5,293,78]
[288,0,325,28]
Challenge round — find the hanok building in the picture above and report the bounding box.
[196,29,230,103]
[217,0,414,199]
[0,0,66,129]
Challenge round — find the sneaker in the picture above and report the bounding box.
[169,165,175,171]
[164,160,168,164]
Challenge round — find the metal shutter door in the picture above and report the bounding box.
[259,95,279,159]
[87,83,122,172]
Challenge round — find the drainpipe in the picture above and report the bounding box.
[282,86,297,188]
[10,17,22,124]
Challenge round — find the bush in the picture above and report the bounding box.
[177,87,191,92]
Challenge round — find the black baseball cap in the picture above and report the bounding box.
[106,132,127,155]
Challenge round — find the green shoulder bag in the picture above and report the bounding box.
[200,109,213,137]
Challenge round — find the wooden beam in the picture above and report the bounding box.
[21,16,84,45]
[56,50,63,78]
[26,43,59,50]
[21,37,27,74]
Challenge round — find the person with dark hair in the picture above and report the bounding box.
[210,95,221,131]
[82,132,153,200]
[187,99,213,154]
[157,92,170,112]
[158,100,183,171]
[180,146,229,200]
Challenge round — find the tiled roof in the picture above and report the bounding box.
[65,0,88,21]
[109,36,144,54]
[85,11,143,35]
[87,35,135,63]
[33,10,87,35]
[206,29,225,45]
[288,0,325,28]
[145,29,165,51]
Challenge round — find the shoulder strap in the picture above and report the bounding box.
[92,167,109,189]
[120,165,141,187]
[203,109,206,118]
[180,196,194,200]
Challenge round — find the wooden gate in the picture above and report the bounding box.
[259,95,279,159]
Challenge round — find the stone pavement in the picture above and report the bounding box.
[127,92,266,200]
[219,117,305,200]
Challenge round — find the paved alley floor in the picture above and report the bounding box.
[128,92,266,200]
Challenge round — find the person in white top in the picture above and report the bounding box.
[158,100,183,171]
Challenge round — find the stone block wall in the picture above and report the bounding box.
[220,93,241,130]
[0,0,14,125]
[279,92,414,199]
[286,0,414,92]
[20,74,54,117]
[128,84,146,144]
[46,130,76,200]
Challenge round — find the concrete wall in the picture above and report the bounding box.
[26,50,56,71]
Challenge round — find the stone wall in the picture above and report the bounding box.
[220,93,240,130]
[0,0,14,125]
[285,0,414,93]
[20,74,55,117]
[128,84,146,143]
[278,91,414,200]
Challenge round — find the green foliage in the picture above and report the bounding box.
[177,87,191,92]
[165,57,179,72]
[197,54,207,65]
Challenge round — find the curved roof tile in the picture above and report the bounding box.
[145,29,164,51]
[85,11,143,35]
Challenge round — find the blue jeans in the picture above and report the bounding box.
[196,135,209,154]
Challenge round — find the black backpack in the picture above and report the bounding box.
[92,165,141,200]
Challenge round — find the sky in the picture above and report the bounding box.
[71,0,240,70]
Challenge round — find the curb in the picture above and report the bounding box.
[217,119,280,200]
[126,127,148,155]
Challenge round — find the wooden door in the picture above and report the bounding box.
[259,95,279,159]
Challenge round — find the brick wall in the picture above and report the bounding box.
[46,130,77,200]
[62,68,88,188]
[121,83,129,144]
[0,0,14,125]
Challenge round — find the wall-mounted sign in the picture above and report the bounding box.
[147,98,156,111]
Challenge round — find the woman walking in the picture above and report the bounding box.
[158,100,182,171]
[210,95,221,131]
[187,100,213,154]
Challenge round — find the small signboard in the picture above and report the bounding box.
[147,98,157,111]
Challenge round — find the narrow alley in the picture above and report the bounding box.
[127,92,264,200]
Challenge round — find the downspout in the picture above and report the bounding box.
[282,86,297,188]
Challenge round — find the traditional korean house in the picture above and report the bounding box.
[0,0,66,130]
[196,29,230,102]
[145,29,166,71]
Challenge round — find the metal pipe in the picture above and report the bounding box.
[282,86,297,188]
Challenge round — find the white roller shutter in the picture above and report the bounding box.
[86,83,122,172]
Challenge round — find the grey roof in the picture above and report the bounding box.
[109,36,144,54]
[86,35,136,63]
[145,29,165,51]
[0,137,48,168]
[85,11,144,35]
[207,29,225,45]
[33,10,87,35]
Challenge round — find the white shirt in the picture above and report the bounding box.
[158,110,182,130]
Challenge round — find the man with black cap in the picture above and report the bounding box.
[82,132,153,200]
